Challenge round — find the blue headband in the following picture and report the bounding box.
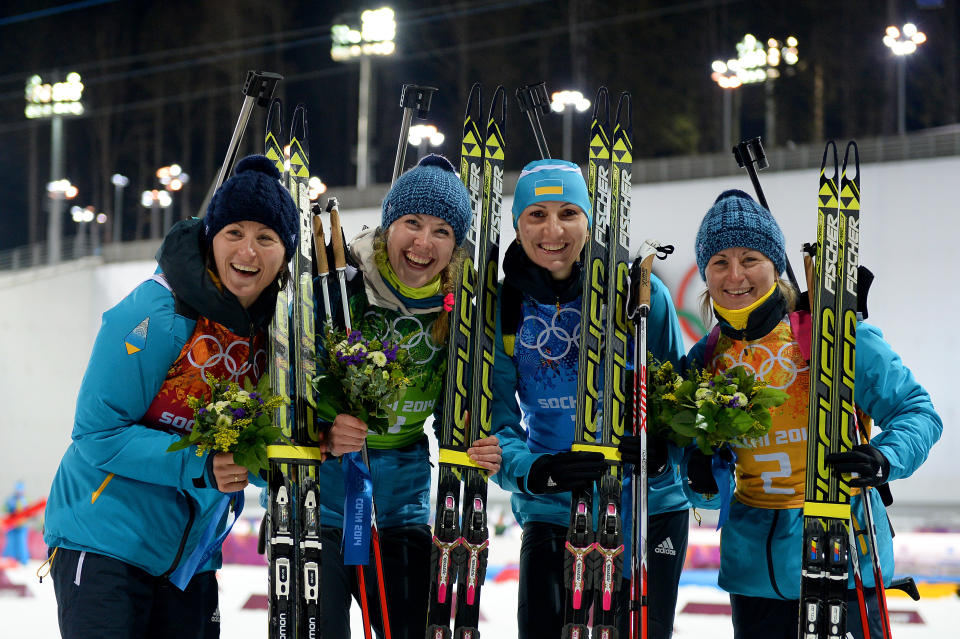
[511,159,591,228]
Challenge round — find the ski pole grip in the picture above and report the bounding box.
[399,84,438,118]
[516,82,552,159]
[242,70,284,107]
[312,211,329,276]
[638,253,655,311]
[327,198,347,270]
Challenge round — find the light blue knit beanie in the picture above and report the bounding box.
[695,189,786,280]
[381,154,473,246]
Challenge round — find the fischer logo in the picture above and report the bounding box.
[654,537,677,556]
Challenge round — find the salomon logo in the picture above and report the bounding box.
[654,537,676,556]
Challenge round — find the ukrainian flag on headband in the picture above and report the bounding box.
[534,179,564,197]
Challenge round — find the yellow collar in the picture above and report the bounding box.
[375,250,442,299]
[713,283,777,330]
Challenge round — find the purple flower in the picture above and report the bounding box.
[232,408,247,419]
[347,330,364,345]
[250,392,261,402]
[198,407,207,415]
[728,397,740,408]
[384,342,399,363]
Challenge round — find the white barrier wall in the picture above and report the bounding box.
[1,155,956,507]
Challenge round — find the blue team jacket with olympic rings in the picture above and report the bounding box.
[491,272,691,566]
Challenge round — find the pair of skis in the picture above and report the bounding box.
[425,83,506,639]
[262,98,326,639]
[564,87,633,639]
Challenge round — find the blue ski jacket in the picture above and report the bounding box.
[683,307,941,599]
[44,218,272,577]
[491,243,690,560]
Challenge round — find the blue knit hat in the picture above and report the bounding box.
[204,154,299,260]
[511,159,591,228]
[695,189,786,280]
[382,154,473,246]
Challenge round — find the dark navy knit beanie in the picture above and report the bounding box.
[204,154,299,260]
[381,154,473,246]
[695,189,786,280]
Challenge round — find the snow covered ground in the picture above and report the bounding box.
[3,519,958,639]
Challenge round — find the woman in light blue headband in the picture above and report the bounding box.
[490,158,690,639]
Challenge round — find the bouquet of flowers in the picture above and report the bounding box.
[312,327,412,435]
[648,358,789,454]
[166,376,289,475]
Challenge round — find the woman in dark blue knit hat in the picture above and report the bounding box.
[682,189,941,639]
[490,159,689,639]
[312,154,502,639]
[44,155,298,639]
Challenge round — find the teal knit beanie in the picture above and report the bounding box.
[381,154,473,246]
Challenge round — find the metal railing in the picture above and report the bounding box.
[3,126,958,273]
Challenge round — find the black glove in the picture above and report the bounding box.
[618,434,669,478]
[687,448,718,494]
[686,446,735,494]
[526,452,607,494]
[825,443,890,487]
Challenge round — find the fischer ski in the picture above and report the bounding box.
[798,140,858,639]
[265,100,325,639]
[426,82,506,639]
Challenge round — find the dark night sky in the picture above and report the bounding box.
[0,0,956,252]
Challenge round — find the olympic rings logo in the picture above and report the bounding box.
[361,310,443,365]
[518,307,581,361]
[712,340,808,390]
[186,334,266,383]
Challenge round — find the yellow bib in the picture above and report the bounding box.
[709,319,810,509]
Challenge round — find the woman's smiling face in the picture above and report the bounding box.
[385,213,456,288]
[515,201,588,280]
[704,247,777,309]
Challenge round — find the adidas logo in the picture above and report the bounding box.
[654,537,677,556]
[211,606,221,624]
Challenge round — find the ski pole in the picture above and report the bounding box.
[328,198,393,639]
[516,81,552,159]
[391,84,438,183]
[626,240,674,639]
[732,136,801,292]
[312,204,332,322]
[853,415,892,639]
[200,70,283,216]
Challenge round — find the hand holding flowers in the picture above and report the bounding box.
[648,358,788,455]
[166,375,289,476]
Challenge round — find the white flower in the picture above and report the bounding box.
[695,388,713,401]
[368,351,388,367]
[214,400,231,412]
[216,414,233,428]
[234,390,250,402]
[349,342,366,354]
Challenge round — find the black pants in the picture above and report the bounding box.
[320,524,432,639]
[730,588,885,639]
[518,509,689,639]
[50,547,219,639]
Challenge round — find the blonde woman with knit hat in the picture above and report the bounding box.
[312,154,501,639]
[683,189,941,639]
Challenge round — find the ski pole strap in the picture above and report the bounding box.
[342,451,373,565]
[169,491,244,590]
[712,450,736,530]
[266,443,326,463]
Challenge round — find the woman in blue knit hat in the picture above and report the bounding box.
[683,189,941,639]
[44,155,299,638]
[312,154,502,639]
[490,159,690,639]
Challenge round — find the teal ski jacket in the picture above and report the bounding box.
[491,243,690,557]
[44,219,272,577]
[683,309,941,599]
